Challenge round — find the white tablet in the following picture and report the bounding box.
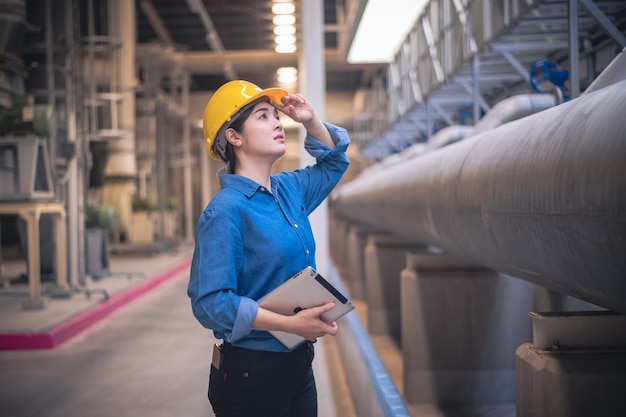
[258,266,355,349]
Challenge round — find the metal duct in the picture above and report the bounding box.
[331,79,626,314]
[472,94,556,135]
[368,125,474,171]
[426,125,475,150]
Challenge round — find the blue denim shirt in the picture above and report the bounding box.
[188,122,350,352]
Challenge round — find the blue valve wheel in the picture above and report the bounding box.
[529,60,570,101]
[529,61,558,93]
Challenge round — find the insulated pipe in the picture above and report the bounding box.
[331,79,626,314]
[472,94,557,135]
[426,125,475,150]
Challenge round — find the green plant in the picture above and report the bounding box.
[166,197,178,212]
[132,196,157,212]
[86,205,115,229]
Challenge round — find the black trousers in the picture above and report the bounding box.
[208,342,317,417]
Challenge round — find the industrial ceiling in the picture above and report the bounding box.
[135,0,380,94]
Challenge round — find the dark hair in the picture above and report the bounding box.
[223,98,267,173]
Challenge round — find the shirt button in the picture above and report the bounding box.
[305,249,310,254]
[294,224,299,228]
[260,187,265,192]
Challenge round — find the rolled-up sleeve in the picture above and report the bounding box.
[291,122,350,212]
[187,208,259,342]
[304,122,350,159]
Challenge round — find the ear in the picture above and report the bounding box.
[225,128,243,148]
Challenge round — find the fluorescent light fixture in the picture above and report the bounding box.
[274,25,296,35]
[273,14,295,25]
[275,43,297,54]
[277,67,298,84]
[348,0,428,64]
[272,0,296,55]
[275,35,296,45]
[272,2,295,14]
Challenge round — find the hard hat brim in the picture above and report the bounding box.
[246,87,289,107]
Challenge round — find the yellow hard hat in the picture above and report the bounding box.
[203,80,288,161]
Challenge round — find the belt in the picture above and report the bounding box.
[222,340,313,355]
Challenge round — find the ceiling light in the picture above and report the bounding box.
[274,25,296,36]
[277,67,298,84]
[273,14,295,26]
[272,3,295,14]
[275,43,297,54]
[275,35,296,45]
[348,0,427,63]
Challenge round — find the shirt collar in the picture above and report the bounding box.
[218,169,274,198]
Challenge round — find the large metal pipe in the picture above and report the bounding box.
[471,94,556,135]
[331,79,626,314]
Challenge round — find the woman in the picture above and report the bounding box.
[188,80,350,417]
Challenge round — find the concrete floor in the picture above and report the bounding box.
[0,245,522,417]
[0,247,356,417]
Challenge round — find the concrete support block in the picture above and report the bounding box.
[328,215,350,277]
[516,345,626,417]
[401,251,534,406]
[345,226,369,300]
[516,311,626,417]
[364,234,422,342]
[533,285,605,312]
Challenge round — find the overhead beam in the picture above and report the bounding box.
[178,49,381,75]
[139,0,174,47]
[579,0,626,47]
[185,0,237,80]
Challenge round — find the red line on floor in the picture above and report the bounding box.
[0,257,192,351]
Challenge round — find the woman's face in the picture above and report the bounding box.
[238,101,286,161]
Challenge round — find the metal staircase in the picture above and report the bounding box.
[354,0,626,161]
